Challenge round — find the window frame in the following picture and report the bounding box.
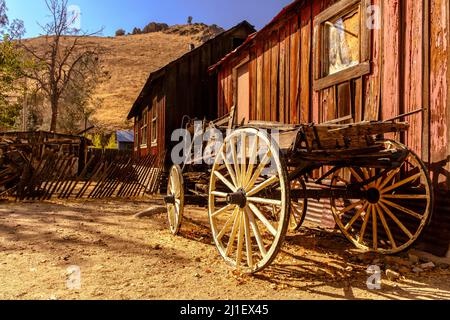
[134,120,139,151]
[140,109,148,148]
[150,106,158,147]
[313,0,371,91]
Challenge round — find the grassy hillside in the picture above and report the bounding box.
[22,24,222,131]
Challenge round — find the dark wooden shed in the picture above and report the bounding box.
[127,21,256,160]
[210,0,450,256]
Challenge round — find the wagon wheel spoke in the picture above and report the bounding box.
[220,150,238,189]
[240,133,247,188]
[358,205,372,244]
[347,168,362,183]
[382,194,428,199]
[381,172,422,194]
[236,212,245,269]
[243,210,254,268]
[380,199,423,220]
[330,141,432,254]
[213,171,237,193]
[245,207,267,257]
[378,202,413,238]
[247,176,279,197]
[375,204,397,249]
[229,137,242,186]
[372,204,378,250]
[248,203,278,237]
[344,202,369,231]
[217,207,239,241]
[211,191,228,198]
[225,209,241,257]
[244,136,259,186]
[211,204,235,218]
[246,150,272,191]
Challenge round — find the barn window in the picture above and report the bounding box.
[151,106,158,147]
[140,109,148,147]
[314,0,371,91]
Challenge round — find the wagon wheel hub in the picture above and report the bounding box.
[164,194,176,205]
[366,188,381,204]
[226,189,247,208]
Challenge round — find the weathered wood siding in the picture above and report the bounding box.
[216,0,450,255]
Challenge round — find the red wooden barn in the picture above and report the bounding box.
[210,0,450,256]
[127,22,255,160]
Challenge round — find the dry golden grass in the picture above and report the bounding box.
[88,32,203,130]
[23,30,204,130]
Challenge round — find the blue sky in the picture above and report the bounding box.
[7,0,293,38]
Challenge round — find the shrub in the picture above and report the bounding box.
[115,28,126,36]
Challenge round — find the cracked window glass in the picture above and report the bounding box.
[324,7,360,76]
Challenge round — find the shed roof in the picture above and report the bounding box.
[127,20,256,120]
[209,0,304,72]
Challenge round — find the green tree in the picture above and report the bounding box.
[0,0,27,129]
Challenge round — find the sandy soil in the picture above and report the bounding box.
[0,198,449,300]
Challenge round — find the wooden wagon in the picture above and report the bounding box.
[164,109,433,273]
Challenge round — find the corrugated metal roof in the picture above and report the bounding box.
[116,130,134,143]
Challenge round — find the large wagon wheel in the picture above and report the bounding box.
[330,141,433,254]
[166,165,184,235]
[208,128,290,273]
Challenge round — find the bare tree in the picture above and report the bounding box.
[20,0,103,132]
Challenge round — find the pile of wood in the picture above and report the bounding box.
[0,137,30,196]
[0,132,87,199]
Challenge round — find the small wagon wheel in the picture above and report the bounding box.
[289,178,308,232]
[208,128,290,273]
[330,140,433,254]
[166,164,184,235]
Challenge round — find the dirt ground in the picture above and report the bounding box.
[0,197,449,300]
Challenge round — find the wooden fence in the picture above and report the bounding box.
[1,135,165,201]
[15,153,164,201]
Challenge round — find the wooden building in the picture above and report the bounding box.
[127,21,256,159]
[210,0,450,256]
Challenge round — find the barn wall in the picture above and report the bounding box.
[422,0,450,257]
[216,0,450,255]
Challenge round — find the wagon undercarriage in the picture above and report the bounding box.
[165,116,433,274]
